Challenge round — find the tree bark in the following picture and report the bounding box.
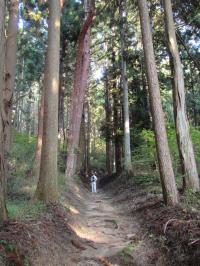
[34,0,61,202]
[33,89,44,181]
[58,50,66,146]
[65,0,95,177]
[119,0,133,174]
[163,0,199,191]
[0,0,8,222]
[105,77,113,175]
[113,78,123,174]
[3,0,19,152]
[84,101,90,173]
[138,0,179,205]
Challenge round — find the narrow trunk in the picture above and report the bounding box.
[4,0,19,152]
[138,0,179,205]
[34,0,61,202]
[105,78,113,175]
[66,1,95,177]
[33,89,44,181]
[119,0,132,173]
[113,77,122,174]
[163,0,199,191]
[84,101,90,173]
[76,112,85,173]
[58,55,66,146]
[0,0,8,222]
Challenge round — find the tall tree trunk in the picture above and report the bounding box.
[119,0,132,174]
[105,77,113,175]
[33,89,44,181]
[66,0,95,177]
[34,0,61,202]
[4,0,19,152]
[138,0,179,205]
[113,77,123,174]
[0,0,8,222]
[163,0,199,191]
[76,112,85,173]
[84,101,90,173]
[58,51,66,146]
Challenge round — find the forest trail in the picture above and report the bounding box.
[67,184,165,266]
[76,192,133,264]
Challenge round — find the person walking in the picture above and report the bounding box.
[90,172,98,193]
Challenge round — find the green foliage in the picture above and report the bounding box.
[58,173,67,191]
[7,199,47,221]
[183,189,200,207]
[133,129,155,169]
[0,240,14,253]
[90,153,106,170]
[8,130,36,196]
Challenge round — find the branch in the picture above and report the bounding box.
[176,30,200,71]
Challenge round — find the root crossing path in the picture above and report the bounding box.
[68,187,165,266]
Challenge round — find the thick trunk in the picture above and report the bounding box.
[66,1,95,177]
[138,0,179,205]
[34,0,61,202]
[105,78,113,175]
[0,0,8,222]
[119,0,132,173]
[33,89,44,181]
[163,0,199,191]
[4,0,19,152]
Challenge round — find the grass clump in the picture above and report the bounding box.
[7,200,47,221]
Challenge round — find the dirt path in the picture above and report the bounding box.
[68,189,166,266]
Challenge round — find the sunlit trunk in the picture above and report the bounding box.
[138,0,179,205]
[66,0,95,177]
[34,0,61,202]
[33,89,44,181]
[163,0,199,191]
[119,0,132,174]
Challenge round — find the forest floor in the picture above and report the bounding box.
[0,173,200,266]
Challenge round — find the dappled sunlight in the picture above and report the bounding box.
[73,184,83,199]
[52,78,58,94]
[20,185,36,194]
[55,19,60,28]
[68,223,109,243]
[63,203,80,215]
[169,36,176,53]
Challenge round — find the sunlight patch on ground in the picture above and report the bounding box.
[68,223,109,243]
[69,205,80,215]
[73,184,83,199]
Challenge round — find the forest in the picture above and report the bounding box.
[0,0,200,265]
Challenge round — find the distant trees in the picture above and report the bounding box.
[34,0,61,202]
[0,0,199,210]
[163,0,200,192]
[138,0,179,205]
[0,0,8,222]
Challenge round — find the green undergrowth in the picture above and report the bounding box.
[7,199,47,221]
[133,126,200,175]
[8,130,36,196]
[7,131,68,222]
